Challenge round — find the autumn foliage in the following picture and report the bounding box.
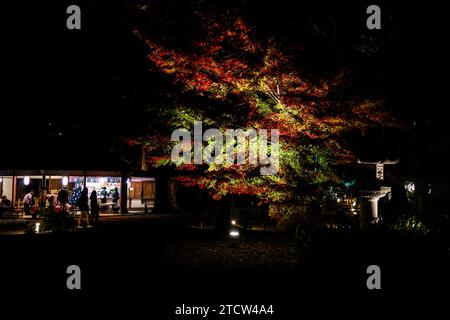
[133,12,392,219]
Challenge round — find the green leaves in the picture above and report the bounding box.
[133,9,392,221]
[37,208,76,232]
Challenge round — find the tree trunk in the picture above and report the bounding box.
[152,171,171,213]
[415,178,429,216]
[213,196,231,234]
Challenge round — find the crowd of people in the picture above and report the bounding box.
[0,185,121,228]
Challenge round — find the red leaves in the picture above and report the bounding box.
[173,176,198,187]
[176,164,197,171]
[134,11,392,207]
[126,138,141,146]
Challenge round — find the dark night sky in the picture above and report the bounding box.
[1,0,449,172]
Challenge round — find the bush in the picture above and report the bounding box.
[36,208,76,232]
[385,215,431,236]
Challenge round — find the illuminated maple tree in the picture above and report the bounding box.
[132,12,393,220]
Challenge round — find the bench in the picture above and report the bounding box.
[0,207,23,218]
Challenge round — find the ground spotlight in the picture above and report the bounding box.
[229,229,240,238]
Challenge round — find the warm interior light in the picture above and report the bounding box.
[352,201,356,207]
[35,223,40,233]
[231,219,236,225]
[337,198,341,203]
[62,176,69,186]
[24,176,30,186]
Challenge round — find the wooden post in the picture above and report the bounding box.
[120,173,128,214]
[141,145,148,171]
[12,173,17,207]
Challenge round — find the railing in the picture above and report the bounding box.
[0,206,23,218]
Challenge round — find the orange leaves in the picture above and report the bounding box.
[139,25,256,96]
[194,15,258,55]
[175,164,197,171]
[134,11,392,207]
[211,193,222,201]
[188,72,213,92]
[173,176,198,187]
[280,74,309,95]
[125,138,141,146]
[307,83,329,98]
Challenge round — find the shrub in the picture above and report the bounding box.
[385,215,431,236]
[36,208,76,232]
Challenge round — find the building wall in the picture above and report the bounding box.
[129,181,155,200]
[1,177,13,200]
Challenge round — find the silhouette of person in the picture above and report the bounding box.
[0,196,11,217]
[77,187,91,228]
[47,193,56,209]
[90,189,100,226]
[100,187,108,204]
[112,187,120,204]
[1,195,11,207]
[58,187,69,211]
[23,191,34,217]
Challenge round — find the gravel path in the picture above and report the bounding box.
[162,237,300,271]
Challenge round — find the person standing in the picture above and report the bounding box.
[47,193,56,209]
[100,187,108,204]
[112,187,120,205]
[23,191,34,217]
[90,189,100,226]
[77,187,91,228]
[58,187,69,211]
[39,188,48,209]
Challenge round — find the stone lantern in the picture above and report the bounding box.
[357,159,399,223]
